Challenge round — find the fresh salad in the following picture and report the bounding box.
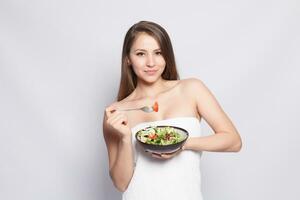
[137,126,185,145]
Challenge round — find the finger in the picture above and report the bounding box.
[160,154,170,159]
[145,150,155,155]
[117,112,128,125]
[151,153,164,159]
[105,105,117,118]
[159,148,183,159]
[110,111,128,124]
[121,115,128,125]
[106,110,122,123]
[111,114,126,127]
[181,145,185,151]
[164,148,182,156]
[111,116,130,130]
[107,115,123,129]
[108,112,122,124]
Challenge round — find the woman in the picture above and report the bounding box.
[103,21,242,200]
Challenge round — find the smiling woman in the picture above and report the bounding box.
[102,21,242,200]
[128,33,166,82]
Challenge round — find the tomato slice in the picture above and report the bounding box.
[149,133,158,139]
[152,101,159,112]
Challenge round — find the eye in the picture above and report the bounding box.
[136,52,145,56]
[155,51,162,55]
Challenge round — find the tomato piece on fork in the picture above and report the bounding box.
[152,101,159,112]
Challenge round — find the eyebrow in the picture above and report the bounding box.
[134,48,161,52]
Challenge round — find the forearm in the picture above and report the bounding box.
[184,132,242,152]
[110,136,135,192]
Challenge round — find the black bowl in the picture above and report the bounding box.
[135,125,189,154]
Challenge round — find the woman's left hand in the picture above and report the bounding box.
[148,146,185,160]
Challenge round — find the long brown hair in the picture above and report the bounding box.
[117,21,179,101]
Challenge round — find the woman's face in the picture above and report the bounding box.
[128,33,166,84]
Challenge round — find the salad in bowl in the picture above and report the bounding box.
[135,125,189,154]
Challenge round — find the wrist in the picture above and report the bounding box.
[183,138,192,150]
[121,134,132,143]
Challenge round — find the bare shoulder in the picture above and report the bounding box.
[180,78,208,95]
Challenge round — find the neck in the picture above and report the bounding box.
[133,78,168,99]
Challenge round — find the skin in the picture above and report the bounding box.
[103,33,242,192]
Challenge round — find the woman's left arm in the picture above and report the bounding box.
[183,79,242,152]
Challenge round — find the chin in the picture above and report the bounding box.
[141,75,162,84]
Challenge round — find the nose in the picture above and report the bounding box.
[146,54,155,67]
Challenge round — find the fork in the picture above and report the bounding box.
[118,105,154,113]
[118,102,158,113]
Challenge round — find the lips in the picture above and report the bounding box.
[145,69,158,73]
[144,70,158,75]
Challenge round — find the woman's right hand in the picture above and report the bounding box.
[105,105,132,140]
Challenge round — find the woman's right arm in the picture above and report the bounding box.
[102,106,135,192]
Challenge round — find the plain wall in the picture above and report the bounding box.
[1,0,299,199]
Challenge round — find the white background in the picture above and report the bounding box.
[1,0,299,199]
